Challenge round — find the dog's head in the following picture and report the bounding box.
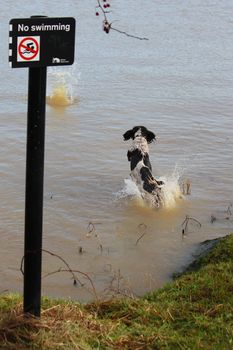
[123,126,156,144]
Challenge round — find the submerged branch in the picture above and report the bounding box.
[182,215,201,237]
[20,248,98,301]
[135,223,148,245]
[43,268,98,301]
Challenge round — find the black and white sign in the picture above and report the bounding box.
[9,17,76,68]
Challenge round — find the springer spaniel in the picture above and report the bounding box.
[123,126,164,208]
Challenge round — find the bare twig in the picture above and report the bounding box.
[211,215,217,224]
[211,202,233,223]
[182,179,191,195]
[181,215,201,237]
[20,249,98,300]
[87,222,95,236]
[78,246,84,254]
[42,249,80,285]
[111,26,149,41]
[86,221,104,253]
[96,0,109,22]
[135,223,147,245]
[20,250,82,286]
[226,203,232,218]
[86,221,102,236]
[95,0,149,40]
[102,269,136,299]
[43,268,98,301]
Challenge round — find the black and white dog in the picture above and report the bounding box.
[123,126,164,208]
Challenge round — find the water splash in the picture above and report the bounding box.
[47,84,74,107]
[160,172,183,209]
[47,65,80,107]
[116,166,184,209]
[115,178,146,207]
[116,178,141,200]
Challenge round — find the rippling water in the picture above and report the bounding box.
[0,0,233,301]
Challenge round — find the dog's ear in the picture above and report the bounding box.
[123,129,134,141]
[145,130,156,144]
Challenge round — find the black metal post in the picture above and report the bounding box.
[23,66,47,317]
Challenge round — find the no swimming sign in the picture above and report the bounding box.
[9,17,75,68]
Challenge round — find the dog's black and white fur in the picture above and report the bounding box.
[123,126,164,208]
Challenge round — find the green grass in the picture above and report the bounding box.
[1,234,233,349]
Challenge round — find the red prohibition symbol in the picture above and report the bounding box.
[18,37,39,61]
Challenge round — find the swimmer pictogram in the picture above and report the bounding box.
[17,36,40,62]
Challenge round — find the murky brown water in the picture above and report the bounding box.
[0,0,233,301]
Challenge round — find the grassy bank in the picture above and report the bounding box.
[1,234,233,349]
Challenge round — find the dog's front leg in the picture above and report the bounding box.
[127,150,132,161]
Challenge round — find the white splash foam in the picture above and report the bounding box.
[160,172,183,209]
[47,65,80,106]
[115,178,141,200]
[116,165,184,209]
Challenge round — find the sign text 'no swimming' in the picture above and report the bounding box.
[9,17,75,68]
